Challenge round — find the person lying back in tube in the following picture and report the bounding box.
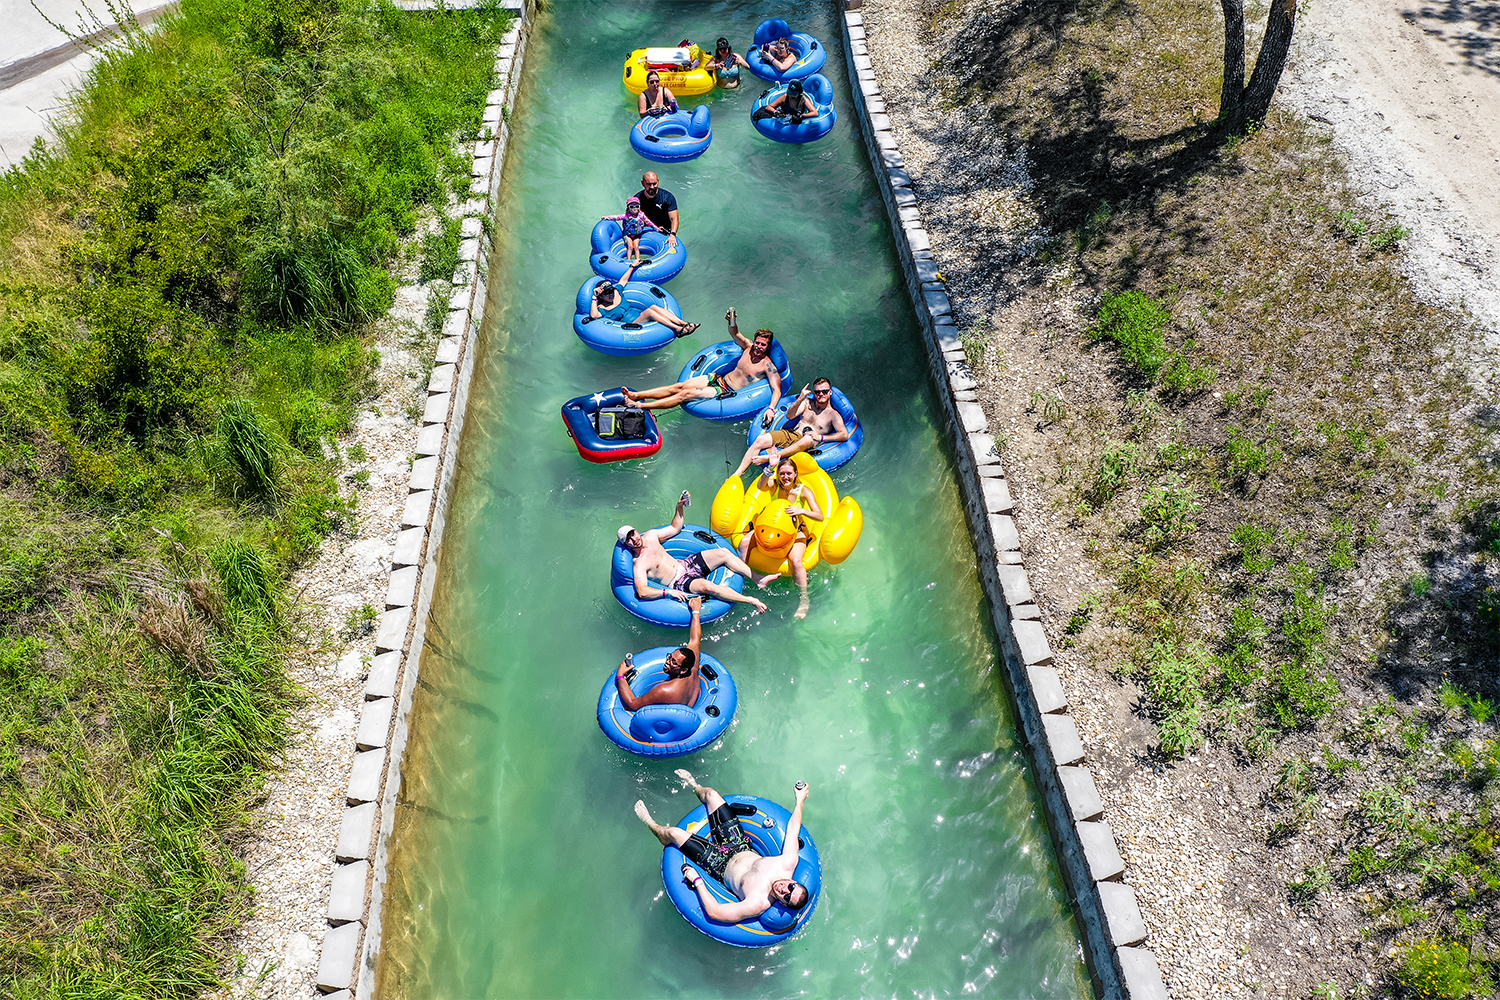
[589,263,699,338]
[636,772,812,922]
[751,79,817,124]
[624,312,783,420]
[732,377,849,477]
[618,491,767,614]
[615,596,705,710]
[763,37,797,74]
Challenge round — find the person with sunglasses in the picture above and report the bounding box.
[637,70,679,117]
[730,377,850,477]
[635,771,812,923]
[706,36,749,89]
[634,171,679,250]
[617,491,767,615]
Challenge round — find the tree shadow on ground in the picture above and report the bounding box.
[922,0,1237,296]
[1406,2,1500,78]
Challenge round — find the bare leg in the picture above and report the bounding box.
[635,800,690,847]
[625,382,688,402]
[790,541,810,619]
[691,578,767,613]
[734,434,776,477]
[700,547,757,581]
[674,770,727,812]
[638,304,697,335]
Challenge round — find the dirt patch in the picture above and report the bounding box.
[863,0,1500,996]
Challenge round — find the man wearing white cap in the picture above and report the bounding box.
[619,491,767,614]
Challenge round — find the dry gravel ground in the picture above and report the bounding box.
[211,269,441,1000]
[1282,0,1500,345]
[862,0,1500,997]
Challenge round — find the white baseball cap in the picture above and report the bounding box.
[617,525,637,543]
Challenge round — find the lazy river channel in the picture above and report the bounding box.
[374,3,1089,997]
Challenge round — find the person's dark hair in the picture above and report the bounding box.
[753,329,775,344]
[812,376,832,389]
[669,646,697,676]
[716,36,730,50]
[786,79,804,99]
[783,881,809,910]
[647,70,660,84]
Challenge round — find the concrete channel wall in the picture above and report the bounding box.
[309,7,533,997]
[309,3,1163,996]
[836,7,1167,1000]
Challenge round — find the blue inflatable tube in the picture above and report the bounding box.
[662,795,821,947]
[746,19,827,82]
[745,386,863,472]
[611,524,744,627]
[573,276,683,356]
[561,386,662,464]
[678,340,793,423]
[596,648,737,758]
[751,75,836,144]
[631,106,712,163]
[591,219,686,284]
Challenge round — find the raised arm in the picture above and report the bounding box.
[669,491,689,533]
[686,597,702,658]
[779,782,810,867]
[784,385,811,422]
[726,309,750,349]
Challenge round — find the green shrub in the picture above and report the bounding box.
[1083,441,1139,508]
[1231,523,1275,572]
[1396,938,1493,999]
[217,401,278,499]
[1142,641,1209,756]
[419,213,464,283]
[1091,290,1171,376]
[1139,477,1200,548]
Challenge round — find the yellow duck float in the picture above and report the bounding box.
[622,44,717,97]
[710,452,863,576]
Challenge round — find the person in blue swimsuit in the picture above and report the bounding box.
[601,196,657,263]
[707,37,749,89]
[589,262,698,336]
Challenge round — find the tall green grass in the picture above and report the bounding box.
[0,0,510,993]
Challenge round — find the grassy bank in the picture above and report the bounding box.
[927,0,1500,995]
[0,1,509,995]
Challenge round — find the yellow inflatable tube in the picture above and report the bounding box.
[711,452,863,577]
[622,44,716,96]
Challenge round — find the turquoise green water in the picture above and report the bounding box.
[375,3,1089,997]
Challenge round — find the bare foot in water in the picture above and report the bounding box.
[674,768,702,794]
[794,593,810,620]
[754,571,781,589]
[635,800,672,845]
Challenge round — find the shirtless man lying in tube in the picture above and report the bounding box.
[619,490,767,614]
[731,376,850,477]
[623,310,782,425]
[635,771,811,923]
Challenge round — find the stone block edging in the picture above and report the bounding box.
[836,8,1163,1000]
[306,7,534,996]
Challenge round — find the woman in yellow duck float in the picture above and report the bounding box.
[711,451,862,619]
[623,42,717,97]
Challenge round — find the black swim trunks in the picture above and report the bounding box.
[671,551,711,591]
[681,802,757,881]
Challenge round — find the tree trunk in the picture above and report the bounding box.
[1241,0,1299,126]
[1219,0,1246,126]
